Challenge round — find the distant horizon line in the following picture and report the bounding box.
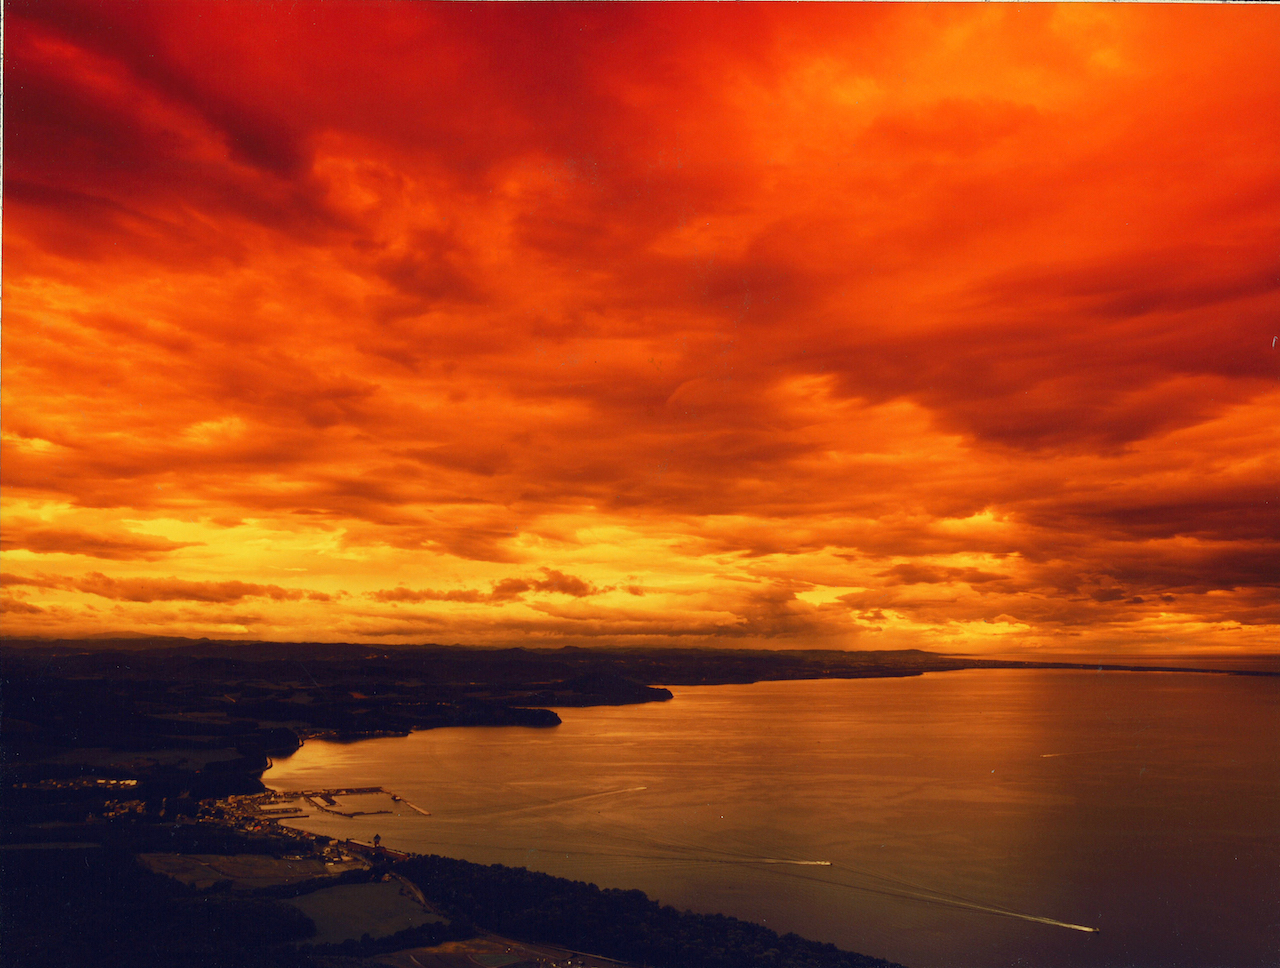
[2,632,1275,662]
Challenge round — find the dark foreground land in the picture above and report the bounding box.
[0,810,905,968]
[2,639,1268,967]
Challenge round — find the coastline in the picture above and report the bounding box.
[7,649,1275,968]
[256,670,1278,968]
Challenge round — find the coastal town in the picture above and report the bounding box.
[10,779,653,968]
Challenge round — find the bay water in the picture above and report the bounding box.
[266,669,1279,968]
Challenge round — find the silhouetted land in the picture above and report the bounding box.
[394,853,903,968]
[2,638,1268,967]
[4,638,1270,806]
[0,818,904,968]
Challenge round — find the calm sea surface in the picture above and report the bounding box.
[266,670,1279,968]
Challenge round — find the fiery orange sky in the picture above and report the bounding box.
[3,2,1278,654]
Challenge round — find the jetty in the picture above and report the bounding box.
[268,786,428,818]
[390,793,432,816]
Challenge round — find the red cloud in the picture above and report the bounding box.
[0,527,201,560]
[878,564,1011,587]
[369,569,604,606]
[2,572,331,604]
[3,2,1277,650]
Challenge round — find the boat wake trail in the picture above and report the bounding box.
[418,804,1097,933]
[754,859,832,866]
[1040,746,1139,758]
[650,826,1097,933]
[775,863,1099,933]
[444,786,649,821]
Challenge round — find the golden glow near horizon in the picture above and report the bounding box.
[3,2,1278,653]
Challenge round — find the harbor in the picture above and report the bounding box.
[217,786,429,835]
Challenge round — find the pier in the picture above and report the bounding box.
[266,787,428,818]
